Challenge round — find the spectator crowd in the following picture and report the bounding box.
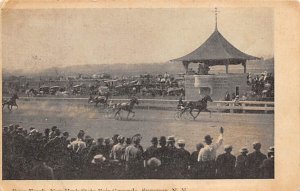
[247,72,274,99]
[2,125,274,180]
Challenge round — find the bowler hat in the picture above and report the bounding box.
[239,147,249,153]
[204,135,213,142]
[167,136,175,142]
[224,144,233,151]
[151,137,158,143]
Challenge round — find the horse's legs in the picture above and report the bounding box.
[194,109,201,120]
[15,104,18,109]
[203,108,211,118]
[180,108,187,117]
[189,108,195,120]
[131,111,135,118]
[126,111,131,120]
[114,108,121,119]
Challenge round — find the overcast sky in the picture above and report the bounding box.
[2,8,273,71]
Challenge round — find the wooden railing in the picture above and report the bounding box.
[9,97,274,114]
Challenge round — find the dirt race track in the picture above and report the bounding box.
[2,99,274,155]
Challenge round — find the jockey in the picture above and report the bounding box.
[177,96,185,110]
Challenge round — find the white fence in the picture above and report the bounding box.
[11,97,274,114]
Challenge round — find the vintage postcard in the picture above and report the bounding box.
[1,1,299,191]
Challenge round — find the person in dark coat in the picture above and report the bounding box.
[260,146,274,179]
[30,152,54,180]
[143,137,158,161]
[216,145,236,179]
[235,147,249,178]
[165,136,178,178]
[157,136,170,179]
[246,142,267,178]
[102,137,112,159]
[176,140,191,178]
[87,138,105,163]
[190,143,204,179]
[87,154,112,179]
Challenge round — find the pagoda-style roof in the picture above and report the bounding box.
[171,29,260,65]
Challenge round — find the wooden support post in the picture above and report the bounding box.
[242,103,246,113]
[264,104,268,114]
[230,102,233,113]
[225,64,229,74]
[243,62,247,73]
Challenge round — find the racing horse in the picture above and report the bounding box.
[2,94,19,110]
[88,92,110,107]
[113,97,139,120]
[25,88,39,97]
[180,95,213,120]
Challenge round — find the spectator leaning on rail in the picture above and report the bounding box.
[197,127,224,178]
[246,142,267,178]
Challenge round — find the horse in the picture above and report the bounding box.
[114,97,139,120]
[180,95,213,120]
[25,88,39,97]
[88,92,110,107]
[2,94,19,110]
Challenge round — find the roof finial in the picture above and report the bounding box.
[215,7,219,30]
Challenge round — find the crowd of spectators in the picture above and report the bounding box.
[247,72,274,99]
[2,125,274,180]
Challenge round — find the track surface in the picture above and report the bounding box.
[2,100,274,155]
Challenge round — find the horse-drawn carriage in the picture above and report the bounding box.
[39,86,50,94]
[2,94,19,110]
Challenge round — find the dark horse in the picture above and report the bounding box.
[180,95,213,120]
[114,97,139,120]
[88,92,110,107]
[3,94,19,110]
[26,88,39,97]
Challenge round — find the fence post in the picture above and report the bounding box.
[242,103,246,113]
[230,102,233,113]
[264,104,268,114]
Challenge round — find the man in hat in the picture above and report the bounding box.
[87,154,111,179]
[260,146,274,178]
[69,130,86,153]
[102,137,112,159]
[190,143,204,179]
[124,135,144,179]
[216,145,236,178]
[246,142,267,178]
[30,152,54,180]
[235,147,249,178]
[166,135,179,178]
[111,135,125,161]
[156,136,170,178]
[143,137,159,162]
[49,126,58,139]
[197,127,224,178]
[176,139,191,178]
